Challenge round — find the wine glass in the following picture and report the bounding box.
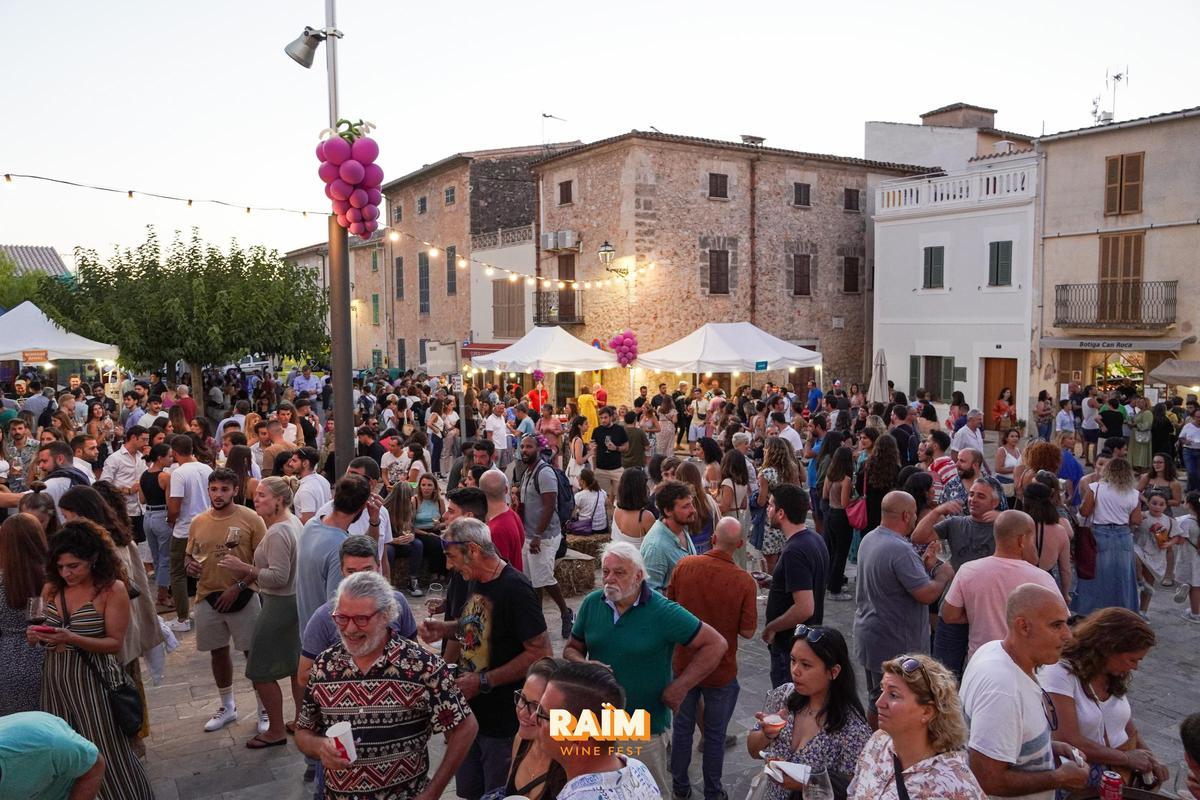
[424,582,445,620]
[805,768,835,800]
[760,689,786,739]
[192,541,207,564]
[225,527,242,553]
[26,597,47,626]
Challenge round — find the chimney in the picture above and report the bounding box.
[740,134,766,146]
[920,103,997,129]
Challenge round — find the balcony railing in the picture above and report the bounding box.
[1054,280,1178,328]
[876,162,1036,215]
[534,289,584,325]
[470,224,534,251]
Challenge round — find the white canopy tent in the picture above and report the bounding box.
[636,322,822,373]
[0,301,119,361]
[1147,359,1200,387]
[471,325,618,373]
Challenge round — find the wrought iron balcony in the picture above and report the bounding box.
[533,289,584,326]
[1054,280,1178,328]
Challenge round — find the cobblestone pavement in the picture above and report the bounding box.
[145,557,1199,799]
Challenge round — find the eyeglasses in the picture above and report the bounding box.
[899,656,934,698]
[331,610,381,628]
[793,625,826,643]
[513,690,550,722]
[1041,689,1059,731]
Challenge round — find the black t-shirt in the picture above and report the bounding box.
[359,440,386,465]
[892,423,917,465]
[457,565,547,737]
[1099,408,1125,437]
[591,423,629,471]
[298,416,319,448]
[765,528,829,651]
[1069,391,1085,421]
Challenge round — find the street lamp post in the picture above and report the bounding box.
[287,0,354,468]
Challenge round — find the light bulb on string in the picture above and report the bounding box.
[525,277,536,287]
[127,190,134,199]
[457,257,467,269]
[389,230,400,242]
[507,273,518,283]
[429,247,439,258]
[540,278,551,288]
[557,281,566,289]
[484,267,495,277]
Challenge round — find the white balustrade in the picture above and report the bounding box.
[876,162,1035,215]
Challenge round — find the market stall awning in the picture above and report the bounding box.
[0,301,119,361]
[1147,359,1200,386]
[1039,336,1196,352]
[470,326,617,373]
[636,322,822,373]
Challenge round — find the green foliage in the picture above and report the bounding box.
[0,251,48,311]
[36,228,329,374]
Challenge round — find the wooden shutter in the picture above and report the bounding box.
[559,181,572,205]
[924,247,934,288]
[794,183,810,206]
[709,250,730,294]
[923,247,943,289]
[396,338,406,370]
[394,257,404,299]
[843,256,860,293]
[418,252,430,314]
[1120,153,1143,214]
[989,241,1012,286]
[446,246,457,296]
[793,254,811,296]
[709,173,728,198]
[371,294,379,325]
[1104,156,1122,215]
[940,357,955,403]
[909,355,920,398]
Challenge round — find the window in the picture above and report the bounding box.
[1104,152,1143,215]
[444,186,455,206]
[371,249,378,272]
[396,338,406,371]
[371,293,379,325]
[493,280,525,338]
[922,246,944,289]
[371,349,382,369]
[418,252,430,314]
[988,241,1013,286]
[417,196,427,215]
[842,256,861,294]
[1098,231,1145,322]
[445,246,457,296]
[558,180,573,205]
[419,338,428,365]
[793,182,811,207]
[708,249,730,294]
[908,355,958,402]
[392,204,402,223]
[557,253,578,321]
[843,188,861,211]
[792,254,812,296]
[393,256,404,299]
[708,173,729,199]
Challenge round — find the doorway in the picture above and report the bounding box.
[982,358,1018,431]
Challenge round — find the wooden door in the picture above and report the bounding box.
[982,358,1018,430]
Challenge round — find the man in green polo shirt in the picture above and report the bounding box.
[564,540,726,795]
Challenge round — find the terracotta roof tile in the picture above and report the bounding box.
[920,102,998,117]
[1037,106,1200,141]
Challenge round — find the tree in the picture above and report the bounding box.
[37,228,329,410]
[0,251,48,311]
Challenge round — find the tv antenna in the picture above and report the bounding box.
[541,112,566,145]
[1106,67,1129,119]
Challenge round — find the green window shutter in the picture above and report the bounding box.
[988,241,999,286]
[923,248,932,288]
[371,250,378,272]
[909,355,920,399]
[933,247,944,288]
[998,241,1012,286]
[371,293,379,325]
[940,357,954,403]
[953,365,967,383]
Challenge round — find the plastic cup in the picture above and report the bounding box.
[326,721,357,762]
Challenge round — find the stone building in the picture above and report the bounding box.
[530,131,933,404]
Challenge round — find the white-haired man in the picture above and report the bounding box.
[564,541,727,794]
[296,570,476,800]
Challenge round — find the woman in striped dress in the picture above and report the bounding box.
[30,519,154,800]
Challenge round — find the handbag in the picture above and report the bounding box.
[846,497,868,531]
[1071,486,1099,581]
[203,586,257,613]
[61,593,144,737]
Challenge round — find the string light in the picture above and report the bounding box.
[127,190,134,199]
[484,267,495,276]
[525,277,536,287]
[456,256,467,269]
[557,281,566,289]
[428,246,439,258]
[507,273,518,282]
[388,230,400,242]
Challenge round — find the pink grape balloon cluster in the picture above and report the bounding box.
[609,329,638,367]
[316,135,384,238]
[532,369,545,382]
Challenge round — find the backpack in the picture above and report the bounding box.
[899,424,920,466]
[532,458,575,528]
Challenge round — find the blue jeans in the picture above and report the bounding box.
[386,537,425,579]
[769,643,792,688]
[1037,420,1052,442]
[455,733,513,800]
[430,433,443,475]
[143,508,172,589]
[1185,448,1200,494]
[670,679,740,799]
[1071,524,1138,615]
[932,619,969,681]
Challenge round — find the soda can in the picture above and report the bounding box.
[1099,770,1122,800]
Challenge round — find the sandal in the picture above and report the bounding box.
[246,734,287,749]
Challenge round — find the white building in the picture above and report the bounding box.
[873,151,1038,429]
[866,103,1033,172]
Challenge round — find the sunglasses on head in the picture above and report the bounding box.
[793,624,826,644]
[898,656,934,698]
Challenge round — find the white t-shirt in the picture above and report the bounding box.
[380,451,406,485]
[778,425,804,458]
[281,422,299,445]
[944,556,1060,661]
[42,476,74,524]
[960,640,1056,800]
[483,415,509,450]
[295,472,333,518]
[1180,422,1200,450]
[1090,481,1140,526]
[314,500,392,562]
[1039,662,1131,749]
[168,461,214,539]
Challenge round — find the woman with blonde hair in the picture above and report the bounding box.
[849,654,984,799]
[759,436,801,571]
[1075,457,1142,614]
[218,475,303,748]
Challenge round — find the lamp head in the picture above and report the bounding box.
[285,26,325,68]
[597,240,616,267]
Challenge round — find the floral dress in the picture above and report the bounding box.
[761,466,785,555]
[848,729,985,800]
[756,683,871,800]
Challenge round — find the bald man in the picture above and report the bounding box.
[941,510,1060,663]
[854,491,955,726]
[480,469,524,570]
[666,516,757,798]
[961,583,1087,799]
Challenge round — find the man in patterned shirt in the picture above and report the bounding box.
[296,571,477,800]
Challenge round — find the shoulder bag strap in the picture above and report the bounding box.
[893,754,911,800]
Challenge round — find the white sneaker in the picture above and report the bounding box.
[169,618,193,633]
[257,711,270,734]
[1175,583,1191,604]
[204,706,238,732]
[1181,611,1200,624]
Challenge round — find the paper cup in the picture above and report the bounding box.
[326,721,357,763]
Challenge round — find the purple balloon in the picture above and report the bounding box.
[338,159,365,185]
[361,163,384,189]
[366,188,382,206]
[361,205,379,221]
[336,212,349,228]
[623,336,633,346]
[332,198,350,215]
[323,137,351,166]
[324,184,335,200]
[349,221,366,236]
[351,136,379,164]
[624,329,633,337]
[315,140,327,161]
[347,207,363,223]
[318,161,340,184]
[364,220,378,233]
[329,179,352,202]
[348,189,369,209]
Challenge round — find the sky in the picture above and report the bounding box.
[1,0,1196,263]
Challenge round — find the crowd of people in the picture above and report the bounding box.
[1,366,1199,800]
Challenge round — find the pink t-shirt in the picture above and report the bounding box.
[945,556,1059,661]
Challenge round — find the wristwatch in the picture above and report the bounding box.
[479,671,493,694]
